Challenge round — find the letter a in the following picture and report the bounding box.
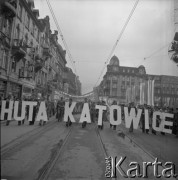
[79,103,91,123]
[36,102,48,121]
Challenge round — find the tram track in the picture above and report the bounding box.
[36,127,72,180]
[95,126,115,180]
[37,124,110,180]
[1,120,58,159]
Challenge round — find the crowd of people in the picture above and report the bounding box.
[0,95,178,137]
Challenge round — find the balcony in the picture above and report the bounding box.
[43,47,52,57]
[2,0,17,19]
[34,55,44,73]
[0,31,10,47]
[12,39,27,61]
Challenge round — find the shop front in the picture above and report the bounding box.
[8,82,22,99]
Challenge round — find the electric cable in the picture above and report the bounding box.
[94,0,140,88]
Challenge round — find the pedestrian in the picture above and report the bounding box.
[112,100,117,130]
[128,104,133,132]
[29,99,37,125]
[139,106,145,133]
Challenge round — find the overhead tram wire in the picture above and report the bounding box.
[45,0,77,75]
[137,43,170,66]
[46,0,77,74]
[143,43,170,60]
[94,0,140,88]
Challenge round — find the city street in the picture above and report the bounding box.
[0,0,178,180]
[1,114,177,180]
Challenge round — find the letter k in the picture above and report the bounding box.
[64,102,76,122]
[115,156,128,178]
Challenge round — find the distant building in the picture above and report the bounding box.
[76,76,82,96]
[168,0,178,66]
[63,67,81,96]
[99,55,178,108]
[100,55,147,104]
[148,75,178,107]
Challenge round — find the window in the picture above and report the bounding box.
[37,29,39,42]
[26,15,30,29]
[32,22,35,35]
[113,66,117,71]
[15,24,20,39]
[30,40,33,47]
[11,57,17,73]
[18,4,22,20]
[112,89,117,96]
[112,83,117,88]
[25,34,28,44]
[113,76,117,81]
[0,49,8,70]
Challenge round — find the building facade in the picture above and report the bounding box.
[0,0,80,100]
[168,0,178,66]
[63,67,81,96]
[99,55,178,108]
[99,55,147,105]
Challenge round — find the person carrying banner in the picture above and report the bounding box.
[5,95,13,126]
[17,98,25,126]
[56,97,65,122]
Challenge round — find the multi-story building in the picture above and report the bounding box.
[0,0,44,99]
[99,55,178,108]
[47,30,67,100]
[148,75,178,107]
[0,0,17,98]
[168,0,178,66]
[100,55,147,104]
[34,15,51,99]
[0,0,80,99]
[76,76,82,96]
[63,67,80,96]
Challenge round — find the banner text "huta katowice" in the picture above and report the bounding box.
[0,101,174,134]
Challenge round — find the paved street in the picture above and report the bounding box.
[47,124,106,180]
[1,115,178,180]
[117,122,178,174]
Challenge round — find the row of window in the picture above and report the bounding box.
[109,66,137,73]
[16,3,40,44]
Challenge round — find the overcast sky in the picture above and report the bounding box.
[34,0,178,94]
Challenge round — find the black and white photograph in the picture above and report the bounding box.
[0,0,178,179]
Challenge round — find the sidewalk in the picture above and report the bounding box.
[117,122,178,173]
